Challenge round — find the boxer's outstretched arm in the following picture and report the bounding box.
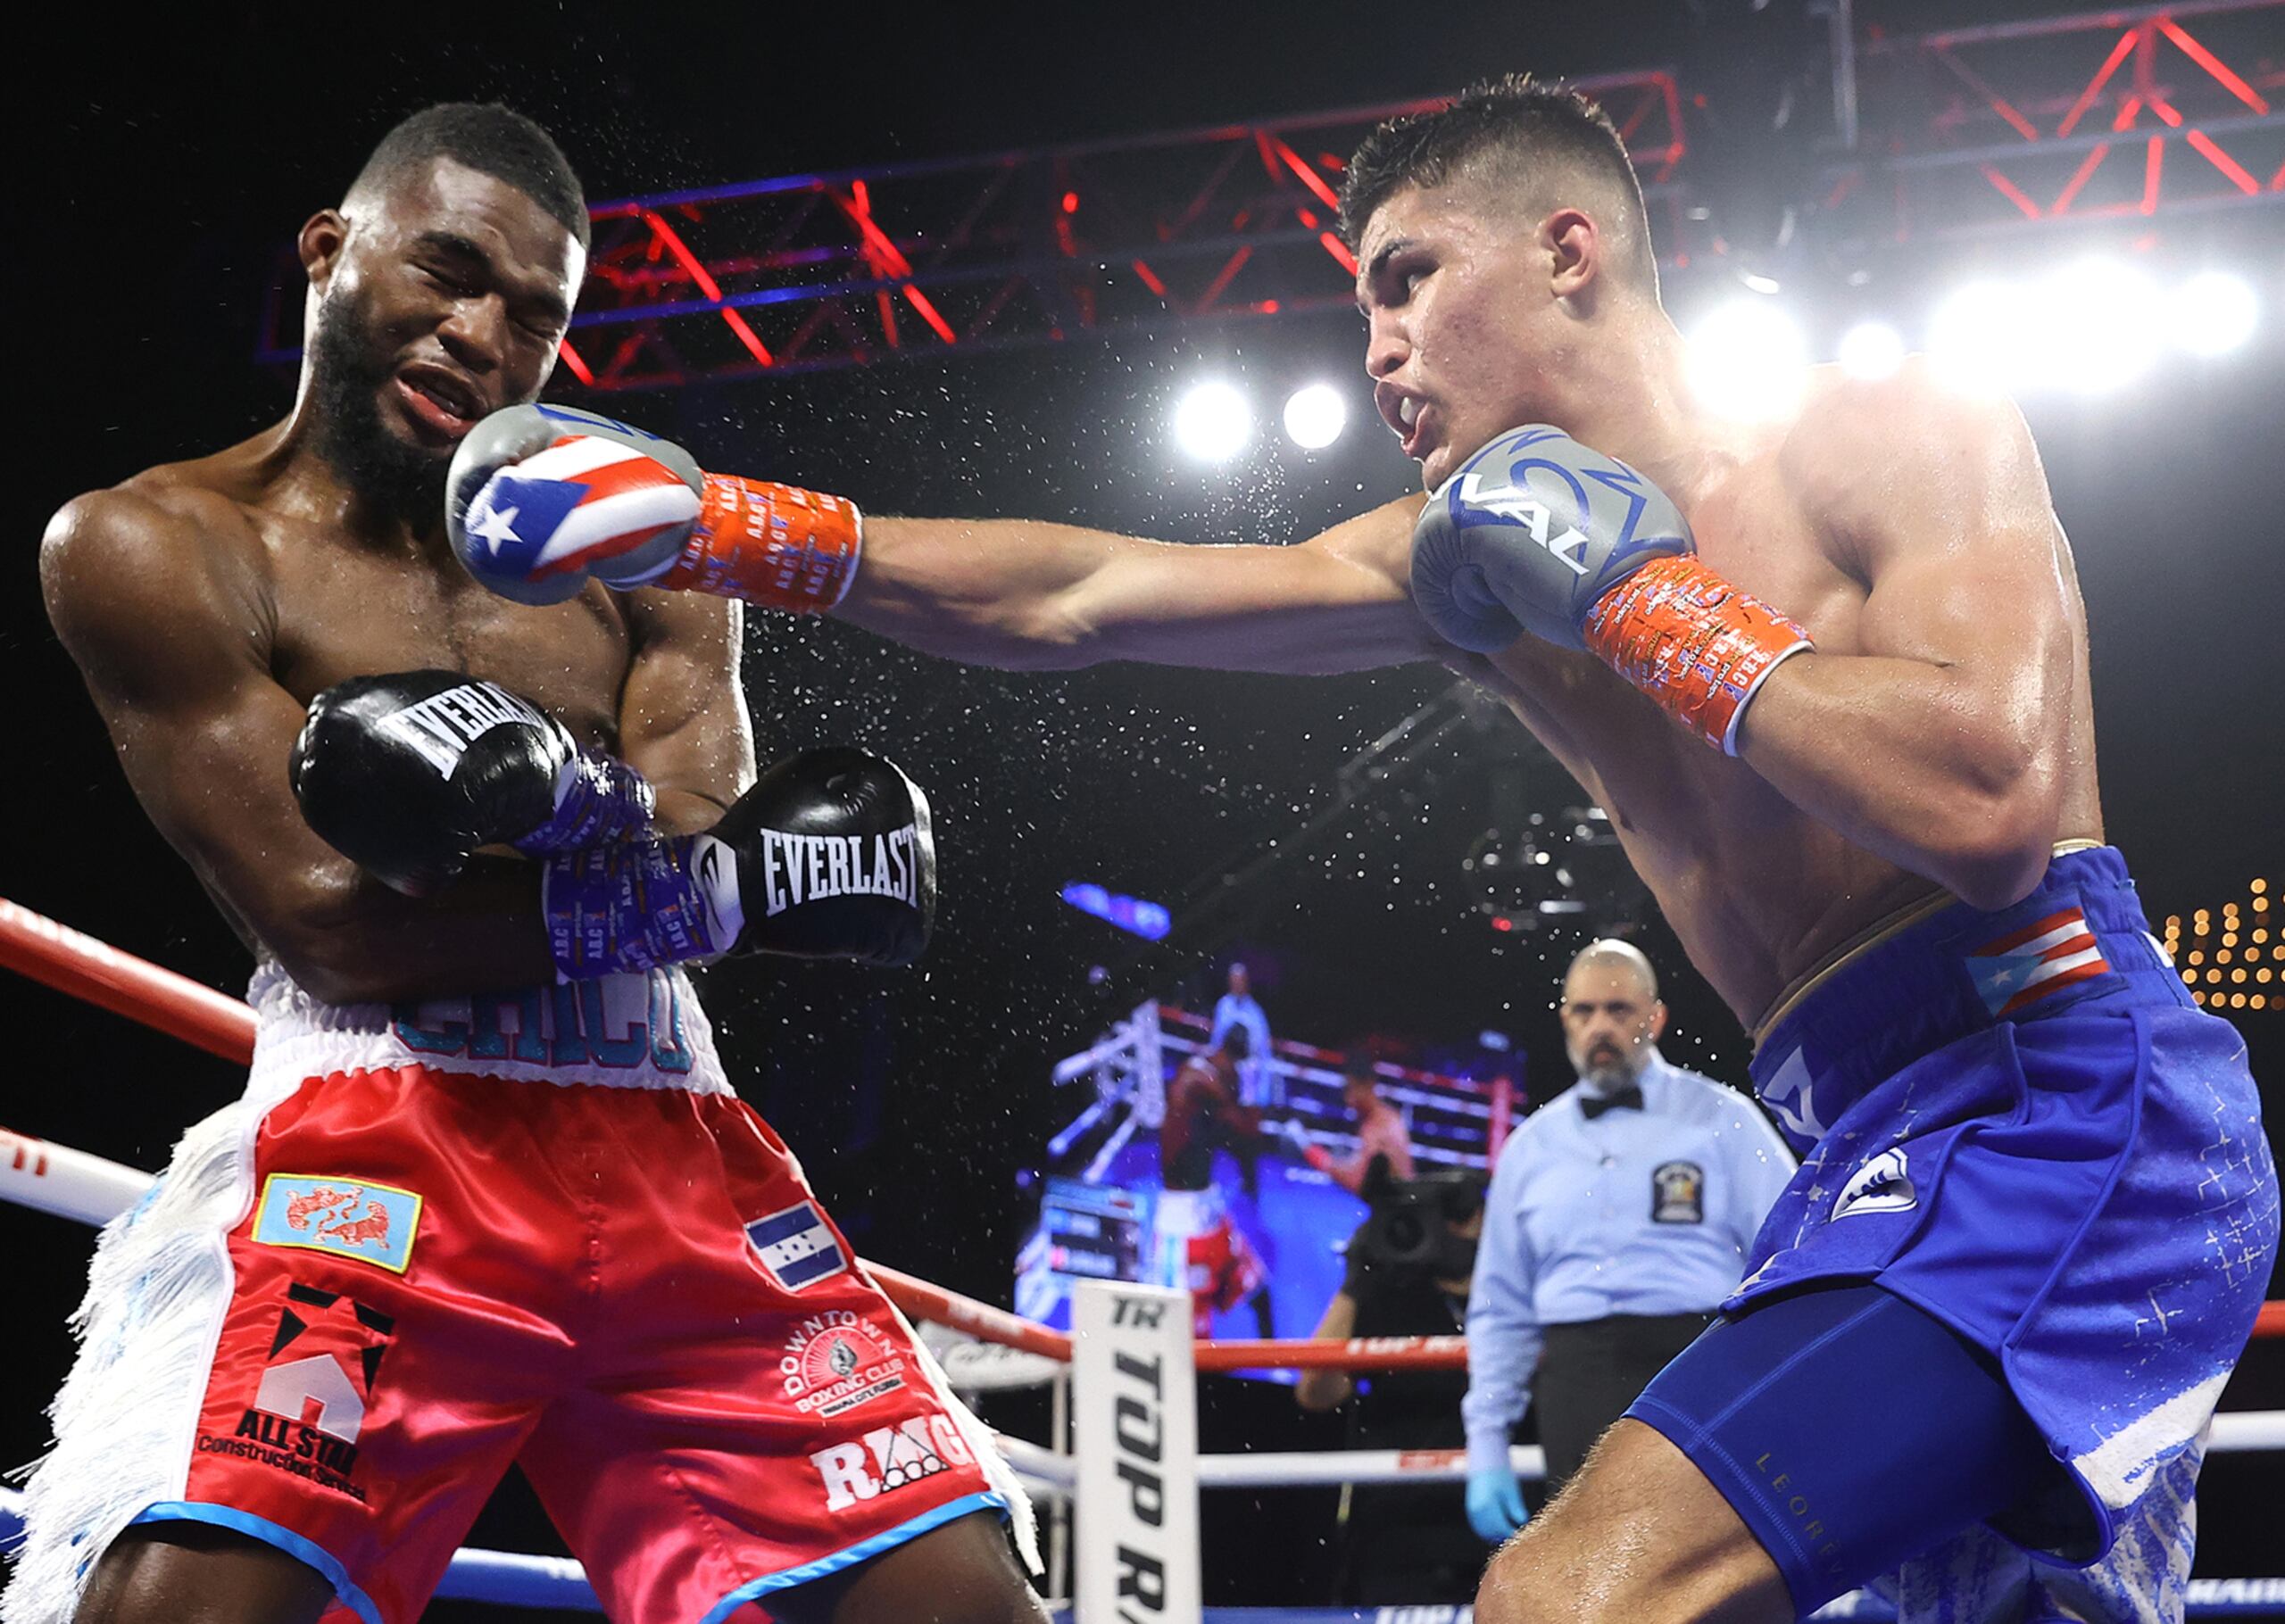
[41,488,555,1004]
[1735,371,2073,911]
[839,496,1442,673]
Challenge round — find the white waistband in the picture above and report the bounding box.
[245,961,731,1095]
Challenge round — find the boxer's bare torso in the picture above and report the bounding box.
[1460,377,2103,1025]
[137,437,635,743]
[43,421,745,1005]
[1163,1052,1254,1191]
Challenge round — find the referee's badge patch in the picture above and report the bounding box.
[1651,1160,1706,1224]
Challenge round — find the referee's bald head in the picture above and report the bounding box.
[1566,938,1658,1002]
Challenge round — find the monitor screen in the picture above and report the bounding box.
[1018,1004,1517,1344]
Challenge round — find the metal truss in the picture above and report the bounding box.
[1849,0,2283,244]
[258,69,1687,388]
[256,3,2281,390]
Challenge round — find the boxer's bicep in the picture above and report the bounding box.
[1833,388,2074,784]
[619,587,756,833]
[44,492,558,1001]
[1741,376,2073,906]
[40,491,368,929]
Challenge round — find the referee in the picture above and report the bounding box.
[1462,940,1795,1544]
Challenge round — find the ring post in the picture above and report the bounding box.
[1071,1280,1199,1624]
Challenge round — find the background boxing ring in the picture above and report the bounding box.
[1025,1001,1512,1337]
[3,894,2280,1622]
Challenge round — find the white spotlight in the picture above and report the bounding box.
[1173,381,1253,462]
[1684,299,1809,418]
[1837,320,1907,381]
[2039,259,2165,393]
[1928,281,2037,389]
[2170,271,2259,356]
[1282,383,1348,450]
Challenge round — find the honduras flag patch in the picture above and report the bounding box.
[747,1199,848,1292]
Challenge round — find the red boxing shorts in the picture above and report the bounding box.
[12,965,1024,1624]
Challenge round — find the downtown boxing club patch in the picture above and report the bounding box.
[780,1309,909,1419]
[252,1175,424,1275]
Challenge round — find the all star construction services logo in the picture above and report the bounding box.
[197,1281,395,1503]
[782,1309,909,1419]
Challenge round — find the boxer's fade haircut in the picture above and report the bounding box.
[348,103,590,250]
[1338,74,1658,296]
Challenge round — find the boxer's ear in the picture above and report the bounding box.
[299,210,350,292]
[1543,208,1600,302]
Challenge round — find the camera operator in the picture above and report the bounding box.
[1297,1165,1487,1605]
[1462,940,1795,1545]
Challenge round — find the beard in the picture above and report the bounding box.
[1567,1038,1645,1096]
[306,281,453,524]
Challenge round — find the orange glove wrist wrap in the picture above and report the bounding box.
[1582,555,1811,756]
[657,473,864,613]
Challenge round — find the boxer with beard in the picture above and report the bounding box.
[26,103,1034,1624]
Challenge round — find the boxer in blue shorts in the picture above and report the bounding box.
[448,77,2275,1622]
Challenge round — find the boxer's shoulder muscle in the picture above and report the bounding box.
[41,466,277,687]
[1776,361,2048,575]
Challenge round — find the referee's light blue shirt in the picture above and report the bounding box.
[1210,992,1272,1059]
[1463,1051,1797,1476]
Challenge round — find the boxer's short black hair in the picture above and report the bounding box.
[1339,74,1657,294]
[350,103,589,250]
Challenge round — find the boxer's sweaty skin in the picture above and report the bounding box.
[843,185,2102,1032]
[40,157,752,1009]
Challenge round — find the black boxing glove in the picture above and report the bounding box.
[291,671,654,896]
[541,746,935,978]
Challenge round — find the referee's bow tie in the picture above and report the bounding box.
[1580,1084,1644,1120]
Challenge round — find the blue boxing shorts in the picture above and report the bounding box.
[1626,845,2277,1624]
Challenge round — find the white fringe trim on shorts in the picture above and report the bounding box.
[4,1069,295,1624]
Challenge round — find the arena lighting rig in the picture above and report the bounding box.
[244,3,2280,397]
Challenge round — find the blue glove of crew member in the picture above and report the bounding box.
[1466,1463,1529,1545]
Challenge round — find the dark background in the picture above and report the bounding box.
[7,3,2281,1615]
